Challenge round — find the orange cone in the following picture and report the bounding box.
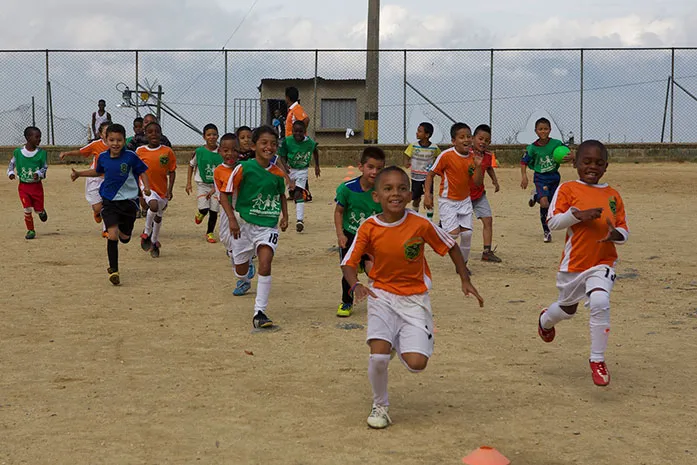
[462,446,510,465]
[343,176,352,181]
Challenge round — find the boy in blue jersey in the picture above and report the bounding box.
[71,123,150,285]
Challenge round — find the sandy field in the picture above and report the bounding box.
[1,163,696,465]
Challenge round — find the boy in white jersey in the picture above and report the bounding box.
[404,122,440,217]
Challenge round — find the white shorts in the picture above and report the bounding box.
[196,182,219,212]
[438,197,473,233]
[556,265,616,306]
[366,287,435,358]
[230,218,279,266]
[289,168,308,190]
[218,210,244,254]
[472,194,492,219]
[144,189,168,214]
[85,177,103,206]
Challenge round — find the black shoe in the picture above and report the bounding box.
[253,311,273,328]
[150,242,161,258]
[140,233,152,251]
[296,220,304,232]
[38,210,48,222]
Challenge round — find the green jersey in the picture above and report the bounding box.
[278,136,317,170]
[524,138,564,174]
[233,159,286,228]
[335,176,382,235]
[11,147,48,183]
[194,146,223,184]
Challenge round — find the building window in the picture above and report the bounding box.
[321,99,357,129]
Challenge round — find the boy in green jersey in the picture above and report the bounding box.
[521,118,574,242]
[278,120,320,232]
[7,126,48,239]
[226,126,289,329]
[186,123,223,243]
[334,147,386,317]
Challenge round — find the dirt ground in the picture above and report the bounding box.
[1,163,696,465]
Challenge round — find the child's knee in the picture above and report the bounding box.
[119,235,131,244]
[560,303,578,315]
[401,353,428,372]
[539,197,550,208]
[482,216,493,227]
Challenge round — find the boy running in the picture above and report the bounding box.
[404,122,440,217]
[186,123,223,243]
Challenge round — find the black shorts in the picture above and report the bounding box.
[411,179,432,200]
[101,198,138,237]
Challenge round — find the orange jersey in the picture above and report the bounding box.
[79,139,108,169]
[430,147,477,200]
[136,145,177,197]
[285,102,308,136]
[342,211,456,296]
[214,163,235,194]
[548,180,629,273]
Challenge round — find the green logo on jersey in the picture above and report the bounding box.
[404,237,424,261]
[468,165,475,176]
[609,196,617,215]
[120,163,128,175]
[159,155,169,167]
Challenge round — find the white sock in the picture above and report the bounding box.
[459,229,473,263]
[234,269,250,284]
[152,218,162,243]
[368,354,390,406]
[540,301,574,329]
[589,291,610,362]
[254,275,272,315]
[296,201,305,222]
[144,209,156,235]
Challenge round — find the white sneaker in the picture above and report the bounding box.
[367,404,392,429]
[544,232,552,243]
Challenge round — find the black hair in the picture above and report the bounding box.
[418,122,434,137]
[133,117,144,125]
[220,132,237,144]
[360,146,386,165]
[450,122,471,139]
[252,125,277,143]
[23,126,40,139]
[106,123,126,137]
[235,125,252,136]
[98,120,111,133]
[203,123,219,134]
[474,124,491,137]
[98,99,106,104]
[292,120,306,130]
[577,139,608,160]
[143,113,158,122]
[535,118,551,128]
[374,165,410,188]
[285,86,299,103]
[145,121,162,131]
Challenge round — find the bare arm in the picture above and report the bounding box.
[487,166,500,192]
[403,154,411,168]
[279,194,288,232]
[520,163,529,189]
[59,149,85,161]
[70,168,99,180]
[313,147,320,178]
[334,204,348,248]
[167,171,176,200]
[448,245,484,307]
[185,152,196,194]
[423,171,436,209]
[219,192,240,239]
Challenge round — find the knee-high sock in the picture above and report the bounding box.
[459,229,473,263]
[234,268,250,284]
[23,211,34,231]
[540,301,574,329]
[296,201,305,222]
[144,209,156,235]
[152,218,163,243]
[368,354,391,406]
[107,239,119,271]
[540,207,550,234]
[254,275,272,315]
[206,211,218,234]
[589,291,611,362]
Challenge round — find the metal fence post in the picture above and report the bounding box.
[135,51,139,117]
[224,50,228,133]
[489,49,494,129]
[45,50,50,143]
[313,50,318,139]
[670,48,675,142]
[403,49,407,144]
[580,49,584,143]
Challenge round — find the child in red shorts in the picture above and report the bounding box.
[7,126,48,239]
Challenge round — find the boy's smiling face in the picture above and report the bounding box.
[452,128,472,154]
[253,132,278,163]
[373,170,411,216]
[107,132,125,155]
[472,130,491,153]
[576,146,608,184]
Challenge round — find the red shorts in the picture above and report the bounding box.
[18,182,45,212]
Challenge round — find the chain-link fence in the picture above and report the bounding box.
[1,48,696,146]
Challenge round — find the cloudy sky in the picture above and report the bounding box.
[1,0,696,49]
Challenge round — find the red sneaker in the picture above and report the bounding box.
[537,309,555,343]
[589,360,610,386]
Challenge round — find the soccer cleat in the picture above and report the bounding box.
[25,230,36,240]
[544,232,552,243]
[246,262,256,280]
[537,309,555,343]
[296,220,304,232]
[481,248,502,263]
[140,233,152,251]
[589,360,611,386]
[367,404,392,429]
[305,192,313,202]
[93,211,102,223]
[252,311,273,328]
[102,231,109,239]
[233,280,251,296]
[528,191,537,207]
[206,232,217,243]
[195,212,205,224]
[107,267,120,286]
[38,210,48,222]
[337,303,353,317]
[150,241,161,258]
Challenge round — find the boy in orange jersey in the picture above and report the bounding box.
[423,123,484,270]
[60,121,111,230]
[342,166,484,429]
[537,140,629,387]
[136,121,177,258]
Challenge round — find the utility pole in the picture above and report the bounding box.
[364,0,379,144]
